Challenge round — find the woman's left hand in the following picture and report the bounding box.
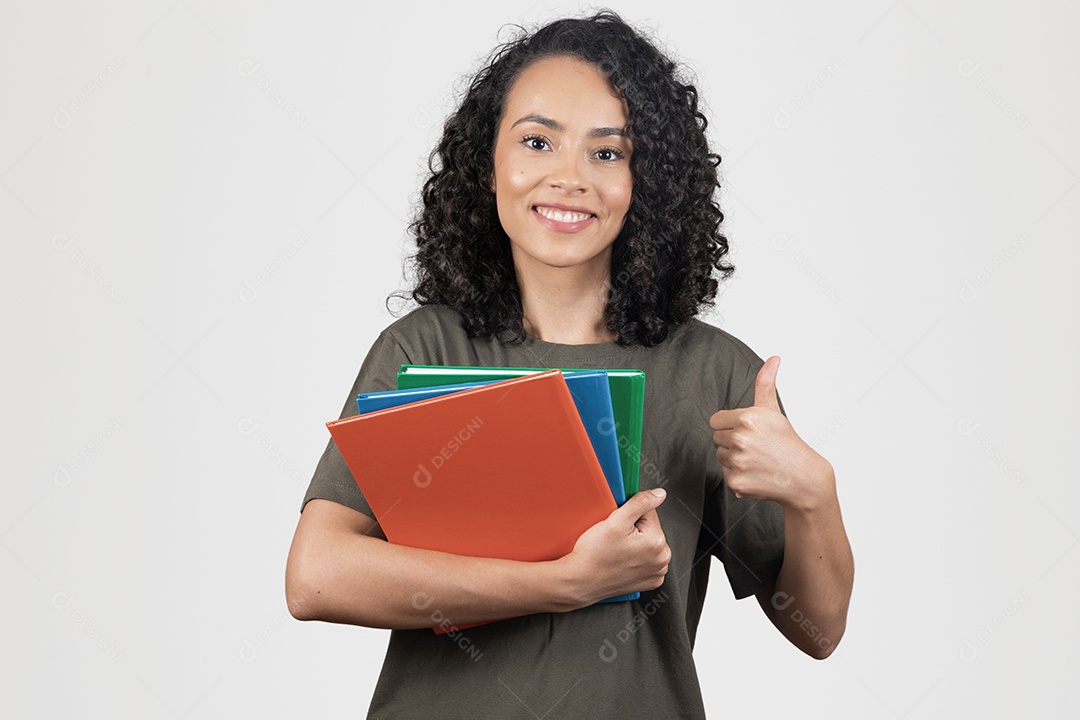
[709,356,833,511]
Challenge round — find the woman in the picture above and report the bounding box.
[286,10,853,718]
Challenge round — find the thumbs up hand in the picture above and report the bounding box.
[709,356,833,511]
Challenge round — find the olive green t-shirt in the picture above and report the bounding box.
[302,304,786,719]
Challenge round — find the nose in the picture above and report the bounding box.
[548,146,588,194]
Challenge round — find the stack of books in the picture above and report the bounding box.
[326,364,646,633]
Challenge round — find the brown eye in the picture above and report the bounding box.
[521,134,550,151]
[595,146,625,162]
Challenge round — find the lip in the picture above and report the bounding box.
[532,205,597,233]
[534,202,595,214]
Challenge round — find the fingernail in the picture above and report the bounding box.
[650,488,666,498]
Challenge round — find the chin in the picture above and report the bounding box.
[521,248,605,272]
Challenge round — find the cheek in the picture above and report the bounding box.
[504,166,533,195]
[604,174,634,214]
[493,159,534,200]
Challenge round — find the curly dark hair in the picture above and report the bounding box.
[394,9,733,347]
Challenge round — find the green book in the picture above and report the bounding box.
[397,365,645,497]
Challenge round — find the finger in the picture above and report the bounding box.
[610,488,666,529]
[709,408,740,430]
[753,356,781,411]
[633,507,661,534]
[714,446,734,471]
[712,428,731,449]
[718,464,743,498]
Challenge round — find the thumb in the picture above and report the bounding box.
[753,356,781,410]
[610,488,666,529]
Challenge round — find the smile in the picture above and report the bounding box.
[532,205,597,232]
[535,206,593,223]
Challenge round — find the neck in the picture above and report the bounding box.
[514,253,616,345]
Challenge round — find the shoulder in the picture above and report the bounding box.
[379,304,466,343]
[662,317,765,369]
[373,304,478,364]
[650,317,767,409]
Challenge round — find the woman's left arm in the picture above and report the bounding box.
[710,356,854,659]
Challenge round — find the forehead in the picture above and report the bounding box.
[503,55,628,124]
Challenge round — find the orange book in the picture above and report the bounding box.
[326,369,617,634]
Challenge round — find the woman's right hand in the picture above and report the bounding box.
[558,488,671,608]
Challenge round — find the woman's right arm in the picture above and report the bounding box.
[285,489,671,630]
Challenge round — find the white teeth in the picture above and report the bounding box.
[536,206,592,223]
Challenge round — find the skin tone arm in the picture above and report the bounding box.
[710,356,855,659]
[285,489,671,629]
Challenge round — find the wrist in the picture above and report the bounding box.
[543,554,591,613]
[782,456,837,517]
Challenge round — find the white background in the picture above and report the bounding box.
[3,1,1077,717]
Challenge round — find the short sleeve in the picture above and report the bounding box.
[700,359,787,600]
[300,327,413,518]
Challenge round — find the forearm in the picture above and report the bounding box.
[286,509,582,629]
[768,463,854,658]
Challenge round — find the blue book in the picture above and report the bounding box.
[356,370,638,605]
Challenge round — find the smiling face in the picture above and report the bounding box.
[490,54,633,276]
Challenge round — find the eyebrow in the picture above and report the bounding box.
[510,113,627,138]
